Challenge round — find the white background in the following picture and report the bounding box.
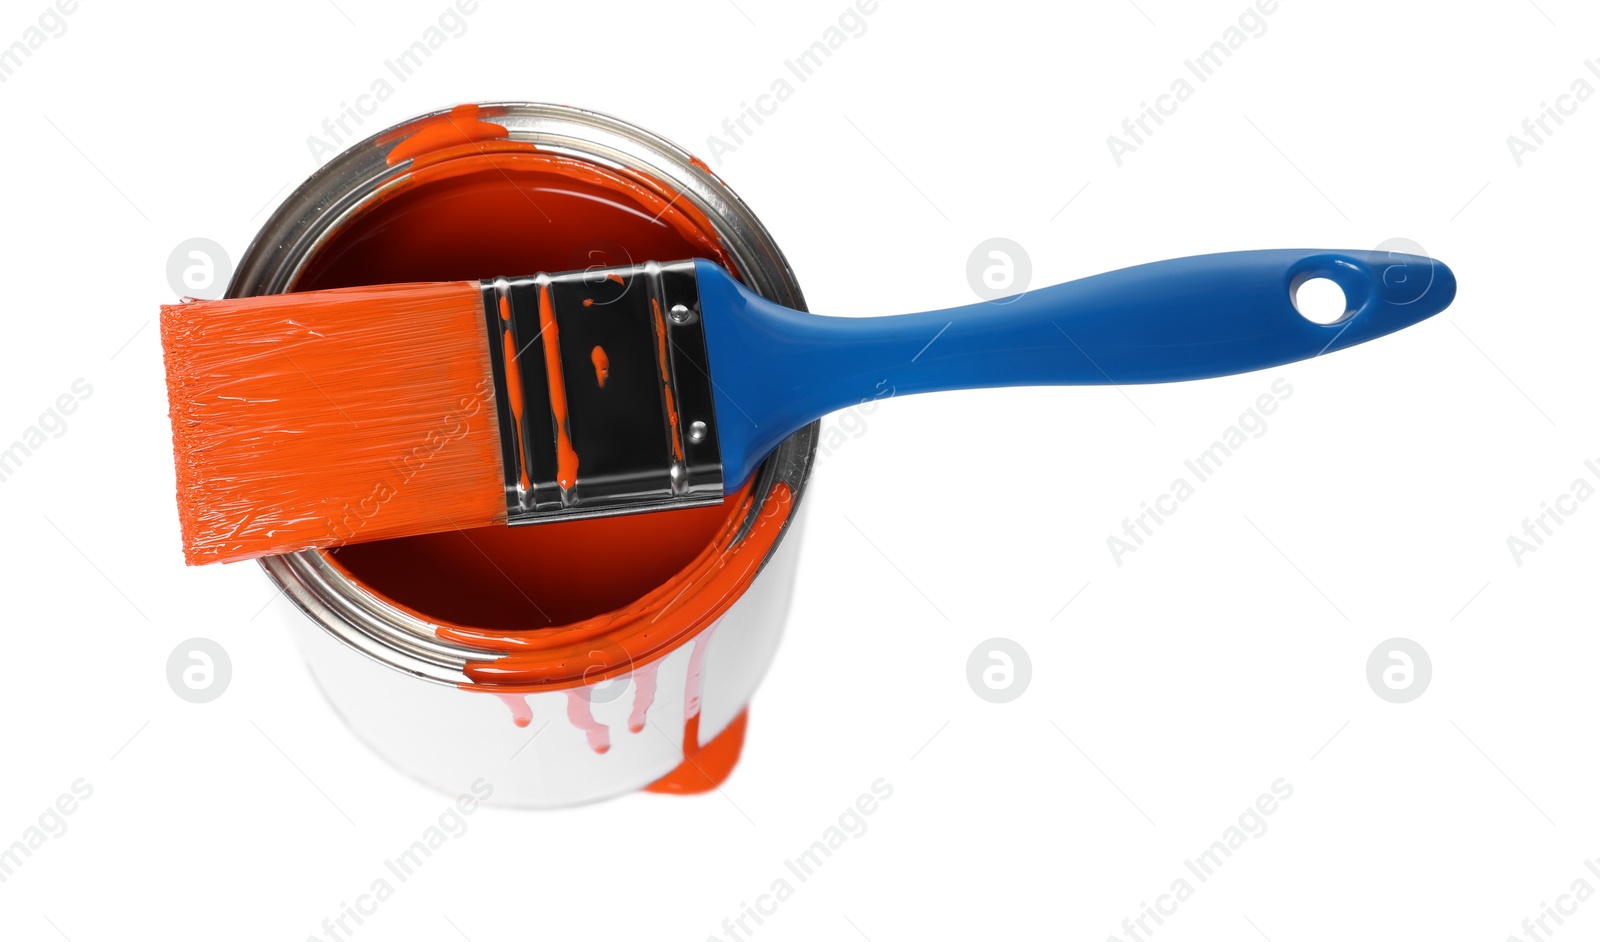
[0,0,1595,940]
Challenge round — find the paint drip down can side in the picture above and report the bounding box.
[238,103,818,808]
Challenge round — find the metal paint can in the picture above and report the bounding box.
[232,103,817,808]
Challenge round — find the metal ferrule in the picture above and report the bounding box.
[480,260,725,525]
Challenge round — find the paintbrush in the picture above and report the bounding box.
[160,249,1456,564]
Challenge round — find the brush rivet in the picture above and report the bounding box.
[669,303,695,325]
[688,420,708,443]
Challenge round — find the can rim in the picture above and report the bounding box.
[238,102,818,688]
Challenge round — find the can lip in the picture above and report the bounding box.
[242,102,818,688]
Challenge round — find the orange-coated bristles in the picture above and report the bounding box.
[160,282,507,565]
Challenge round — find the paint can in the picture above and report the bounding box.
[234,103,817,808]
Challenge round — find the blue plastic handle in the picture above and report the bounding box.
[696,249,1457,488]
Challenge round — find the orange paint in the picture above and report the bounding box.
[651,298,684,463]
[494,292,527,488]
[495,692,533,728]
[538,283,580,491]
[565,688,611,754]
[683,624,716,721]
[581,298,594,308]
[644,709,749,794]
[500,329,531,492]
[591,345,610,388]
[606,273,625,285]
[628,660,659,734]
[384,104,508,168]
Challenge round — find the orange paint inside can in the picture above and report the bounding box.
[590,345,610,388]
[291,107,789,790]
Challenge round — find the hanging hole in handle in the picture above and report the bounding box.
[1292,277,1351,325]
